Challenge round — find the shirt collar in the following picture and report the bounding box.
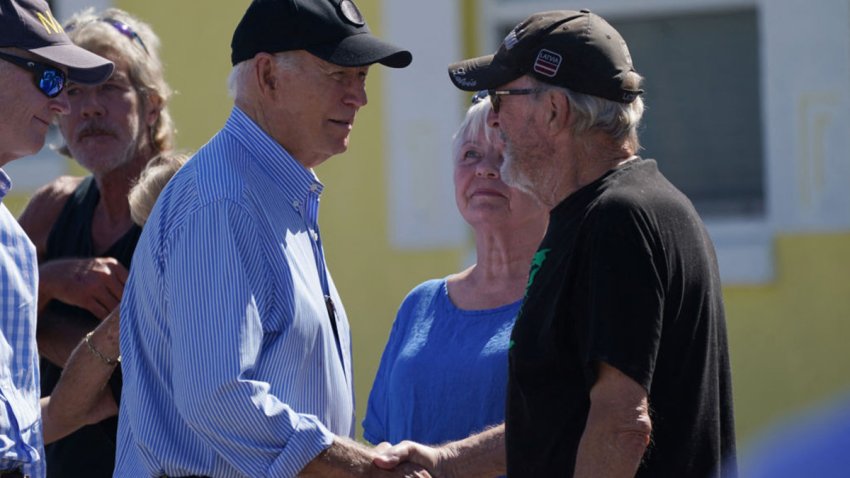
[223,107,325,210]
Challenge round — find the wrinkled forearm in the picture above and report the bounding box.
[42,315,120,444]
[573,402,651,477]
[438,424,506,478]
[300,438,373,477]
[303,438,432,478]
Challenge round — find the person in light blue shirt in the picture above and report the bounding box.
[114,1,420,477]
[0,1,112,477]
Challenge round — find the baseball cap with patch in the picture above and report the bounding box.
[0,0,114,84]
[231,0,412,68]
[448,9,642,104]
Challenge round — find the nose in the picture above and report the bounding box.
[475,152,502,179]
[343,81,368,109]
[78,89,105,118]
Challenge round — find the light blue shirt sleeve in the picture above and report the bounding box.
[0,170,45,478]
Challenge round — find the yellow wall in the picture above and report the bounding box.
[726,232,850,446]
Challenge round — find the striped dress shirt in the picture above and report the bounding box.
[115,107,354,477]
[0,169,45,478]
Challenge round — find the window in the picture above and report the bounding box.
[610,9,763,218]
[494,8,763,219]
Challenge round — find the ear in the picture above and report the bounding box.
[545,89,570,133]
[254,53,280,100]
[144,93,163,128]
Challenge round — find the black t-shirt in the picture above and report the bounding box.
[506,158,737,477]
[40,176,141,478]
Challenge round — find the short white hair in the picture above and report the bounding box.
[227,51,301,100]
[530,75,646,152]
[451,97,496,162]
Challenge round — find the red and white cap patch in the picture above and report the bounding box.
[533,49,562,78]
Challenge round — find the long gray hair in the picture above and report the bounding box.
[63,8,175,154]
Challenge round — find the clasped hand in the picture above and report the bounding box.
[371,441,448,478]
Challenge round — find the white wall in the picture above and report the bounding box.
[383,0,467,250]
[762,0,850,233]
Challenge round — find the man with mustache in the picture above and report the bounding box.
[16,7,174,477]
[0,0,113,476]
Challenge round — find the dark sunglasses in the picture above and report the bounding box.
[0,51,66,98]
[487,87,547,113]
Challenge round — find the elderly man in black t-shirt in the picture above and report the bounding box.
[375,9,737,478]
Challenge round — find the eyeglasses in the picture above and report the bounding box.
[101,18,150,55]
[0,52,66,98]
[487,87,547,113]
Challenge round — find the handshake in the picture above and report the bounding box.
[369,440,450,478]
[305,424,505,477]
[312,424,505,478]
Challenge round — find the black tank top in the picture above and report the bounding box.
[40,176,142,478]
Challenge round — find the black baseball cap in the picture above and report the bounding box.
[231,0,412,68]
[448,10,642,104]
[0,0,113,84]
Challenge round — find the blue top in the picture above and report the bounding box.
[363,278,519,445]
[0,169,44,478]
[115,107,354,478]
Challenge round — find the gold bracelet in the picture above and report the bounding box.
[83,331,121,366]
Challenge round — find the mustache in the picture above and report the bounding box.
[75,121,119,141]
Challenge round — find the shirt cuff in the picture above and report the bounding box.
[267,413,335,477]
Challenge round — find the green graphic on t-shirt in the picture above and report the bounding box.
[512,248,551,351]
[526,248,550,294]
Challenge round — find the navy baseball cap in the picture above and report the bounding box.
[0,0,113,84]
[449,10,642,104]
[231,0,412,68]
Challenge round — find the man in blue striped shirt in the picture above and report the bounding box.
[0,1,113,477]
[115,1,425,477]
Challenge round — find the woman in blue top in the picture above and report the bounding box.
[363,95,548,472]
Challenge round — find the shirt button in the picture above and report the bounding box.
[291,200,300,209]
[310,229,319,241]
[309,183,320,192]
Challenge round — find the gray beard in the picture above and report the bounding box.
[500,141,539,200]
